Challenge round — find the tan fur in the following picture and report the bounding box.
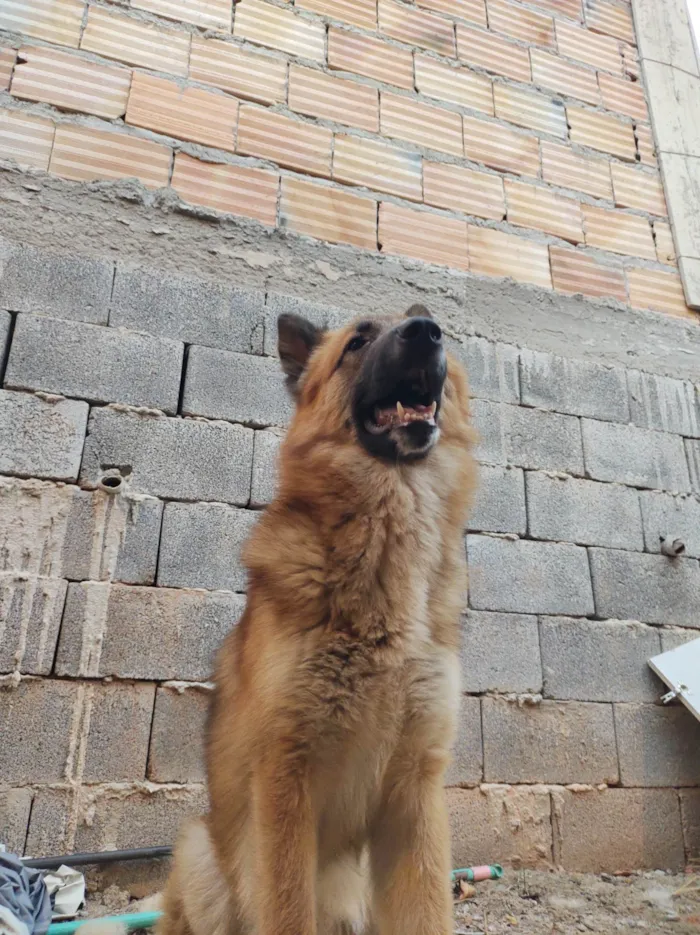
[156,314,477,935]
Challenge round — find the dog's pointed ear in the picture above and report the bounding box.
[278,313,323,394]
[405,303,433,319]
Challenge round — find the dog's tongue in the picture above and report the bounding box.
[375,401,437,428]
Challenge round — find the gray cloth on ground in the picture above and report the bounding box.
[0,854,51,935]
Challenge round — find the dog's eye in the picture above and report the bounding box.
[345,336,366,353]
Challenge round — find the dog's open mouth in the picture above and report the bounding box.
[364,379,441,436]
[366,400,438,435]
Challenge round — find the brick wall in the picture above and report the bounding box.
[1,0,700,874]
[0,0,697,319]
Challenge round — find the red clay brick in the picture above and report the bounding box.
[50,125,171,189]
[550,246,626,301]
[233,0,325,62]
[464,113,539,177]
[381,91,463,157]
[598,73,648,121]
[487,0,554,47]
[469,226,552,289]
[531,49,601,106]
[0,0,84,49]
[280,178,377,249]
[423,160,505,220]
[289,65,379,133]
[328,28,414,91]
[379,202,469,270]
[378,0,456,56]
[567,106,636,160]
[296,0,376,30]
[556,20,623,74]
[456,24,531,83]
[172,153,279,225]
[134,0,231,31]
[126,72,238,152]
[418,0,487,26]
[541,141,612,199]
[414,55,494,115]
[0,108,54,171]
[0,48,16,91]
[81,7,190,76]
[583,204,656,260]
[506,179,583,243]
[189,36,287,106]
[611,163,667,216]
[585,0,635,43]
[627,268,693,319]
[333,135,422,201]
[237,106,331,176]
[11,46,130,119]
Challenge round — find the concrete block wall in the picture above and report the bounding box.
[0,235,698,872]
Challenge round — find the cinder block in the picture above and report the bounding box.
[148,684,211,783]
[614,703,700,786]
[0,241,113,324]
[520,348,630,422]
[73,784,208,851]
[0,679,76,783]
[467,535,594,615]
[447,336,520,404]
[0,788,32,854]
[640,490,700,558]
[0,390,88,481]
[0,309,10,360]
[628,369,700,437]
[688,439,700,493]
[0,576,67,675]
[482,698,618,784]
[540,618,662,703]
[0,477,162,586]
[554,787,685,872]
[251,430,282,507]
[660,626,699,651]
[56,583,245,680]
[460,611,541,693]
[263,293,346,356]
[445,695,482,787]
[472,400,583,475]
[6,315,183,413]
[526,472,644,550]
[447,786,553,869]
[82,682,156,782]
[183,346,292,428]
[157,502,258,591]
[589,547,700,628]
[468,465,526,534]
[80,407,254,504]
[681,790,700,860]
[111,265,265,354]
[582,418,691,492]
[25,788,76,857]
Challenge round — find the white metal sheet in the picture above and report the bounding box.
[648,636,700,723]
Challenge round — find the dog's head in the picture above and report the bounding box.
[278,304,469,463]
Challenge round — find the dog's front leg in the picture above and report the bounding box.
[370,771,453,935]
[252,753,317,935]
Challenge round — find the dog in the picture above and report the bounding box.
[156,304,477,935]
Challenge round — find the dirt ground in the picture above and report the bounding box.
[84,867,700,935]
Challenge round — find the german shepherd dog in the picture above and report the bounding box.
[157,305,476,935]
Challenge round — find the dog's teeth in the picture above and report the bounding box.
[396,401,405,420]
[429,401,437,417]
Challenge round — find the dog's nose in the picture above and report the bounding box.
[398,317,442,346]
